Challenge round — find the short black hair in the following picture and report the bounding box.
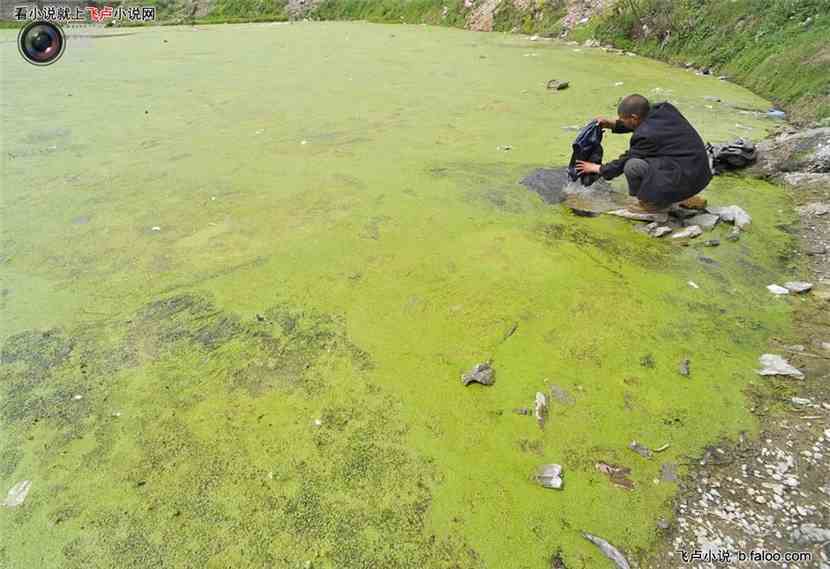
[618,94,650,118]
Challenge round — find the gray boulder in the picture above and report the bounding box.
[462,363,495,386]
[684,213,720,231]
[752,127,830,176]
[790,524,830,545]
[709,205,751,229]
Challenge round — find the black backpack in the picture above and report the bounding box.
[707,138,757,174]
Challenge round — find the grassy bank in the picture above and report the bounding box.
[571,0,830,124]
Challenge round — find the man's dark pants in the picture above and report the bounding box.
[623,158,651,199]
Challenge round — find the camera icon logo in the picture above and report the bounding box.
[18,20,66,66]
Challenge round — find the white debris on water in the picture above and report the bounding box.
[534,392,547,428]
[709,205,751,229]
[757,354,805,379]
[583,532,631,569]
[2,480,31,508]
[535,464,564,490]
[767,284,790,295]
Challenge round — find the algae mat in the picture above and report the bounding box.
[0,21,797,568]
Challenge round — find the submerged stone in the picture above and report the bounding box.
[684,213,720,230]
[628,440,653,459]
[660,463,678,482]
[596,462,635,490]
[520,167,616,209]
[549,385,575,405]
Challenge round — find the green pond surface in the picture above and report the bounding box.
[0,21,799,569]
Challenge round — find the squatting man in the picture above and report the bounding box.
[576,94,711,213]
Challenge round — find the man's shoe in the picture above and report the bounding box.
[627,199,670,214]
[678,195,707,210]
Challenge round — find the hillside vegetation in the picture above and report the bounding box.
[576,0,830,123]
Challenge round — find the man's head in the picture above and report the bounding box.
[617,94,650,130]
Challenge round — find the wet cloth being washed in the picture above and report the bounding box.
[598,101,712,205]
[567,120,604,186]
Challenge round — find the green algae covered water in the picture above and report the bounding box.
[1,21,798,568]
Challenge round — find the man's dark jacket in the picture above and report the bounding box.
[599,102,712,204]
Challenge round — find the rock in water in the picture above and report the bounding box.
[534,392,548,428]
[671,225,702,239]
[757,354,805,379]
[582,532,631,569]
[708,205,751,229]
[784,281,813,293]
[535,464,564,489]
[767,284,790,295]
[726,227,741,241]
[607,209,669,223]
[660,463,678,482]
[461,362,495,386]
[641,222,672,237]
[595,462,635,490]
[684,213,720,230]
[550,385,575,405]
[628,440,653,459]
[546,79,569,91]
[1,480,32,508]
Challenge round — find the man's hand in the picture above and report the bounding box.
[575,161,601,175]
[595,116,616,129]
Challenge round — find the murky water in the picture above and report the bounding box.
[1,22,797,568]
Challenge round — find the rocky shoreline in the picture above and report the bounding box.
[644,127,830,569]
